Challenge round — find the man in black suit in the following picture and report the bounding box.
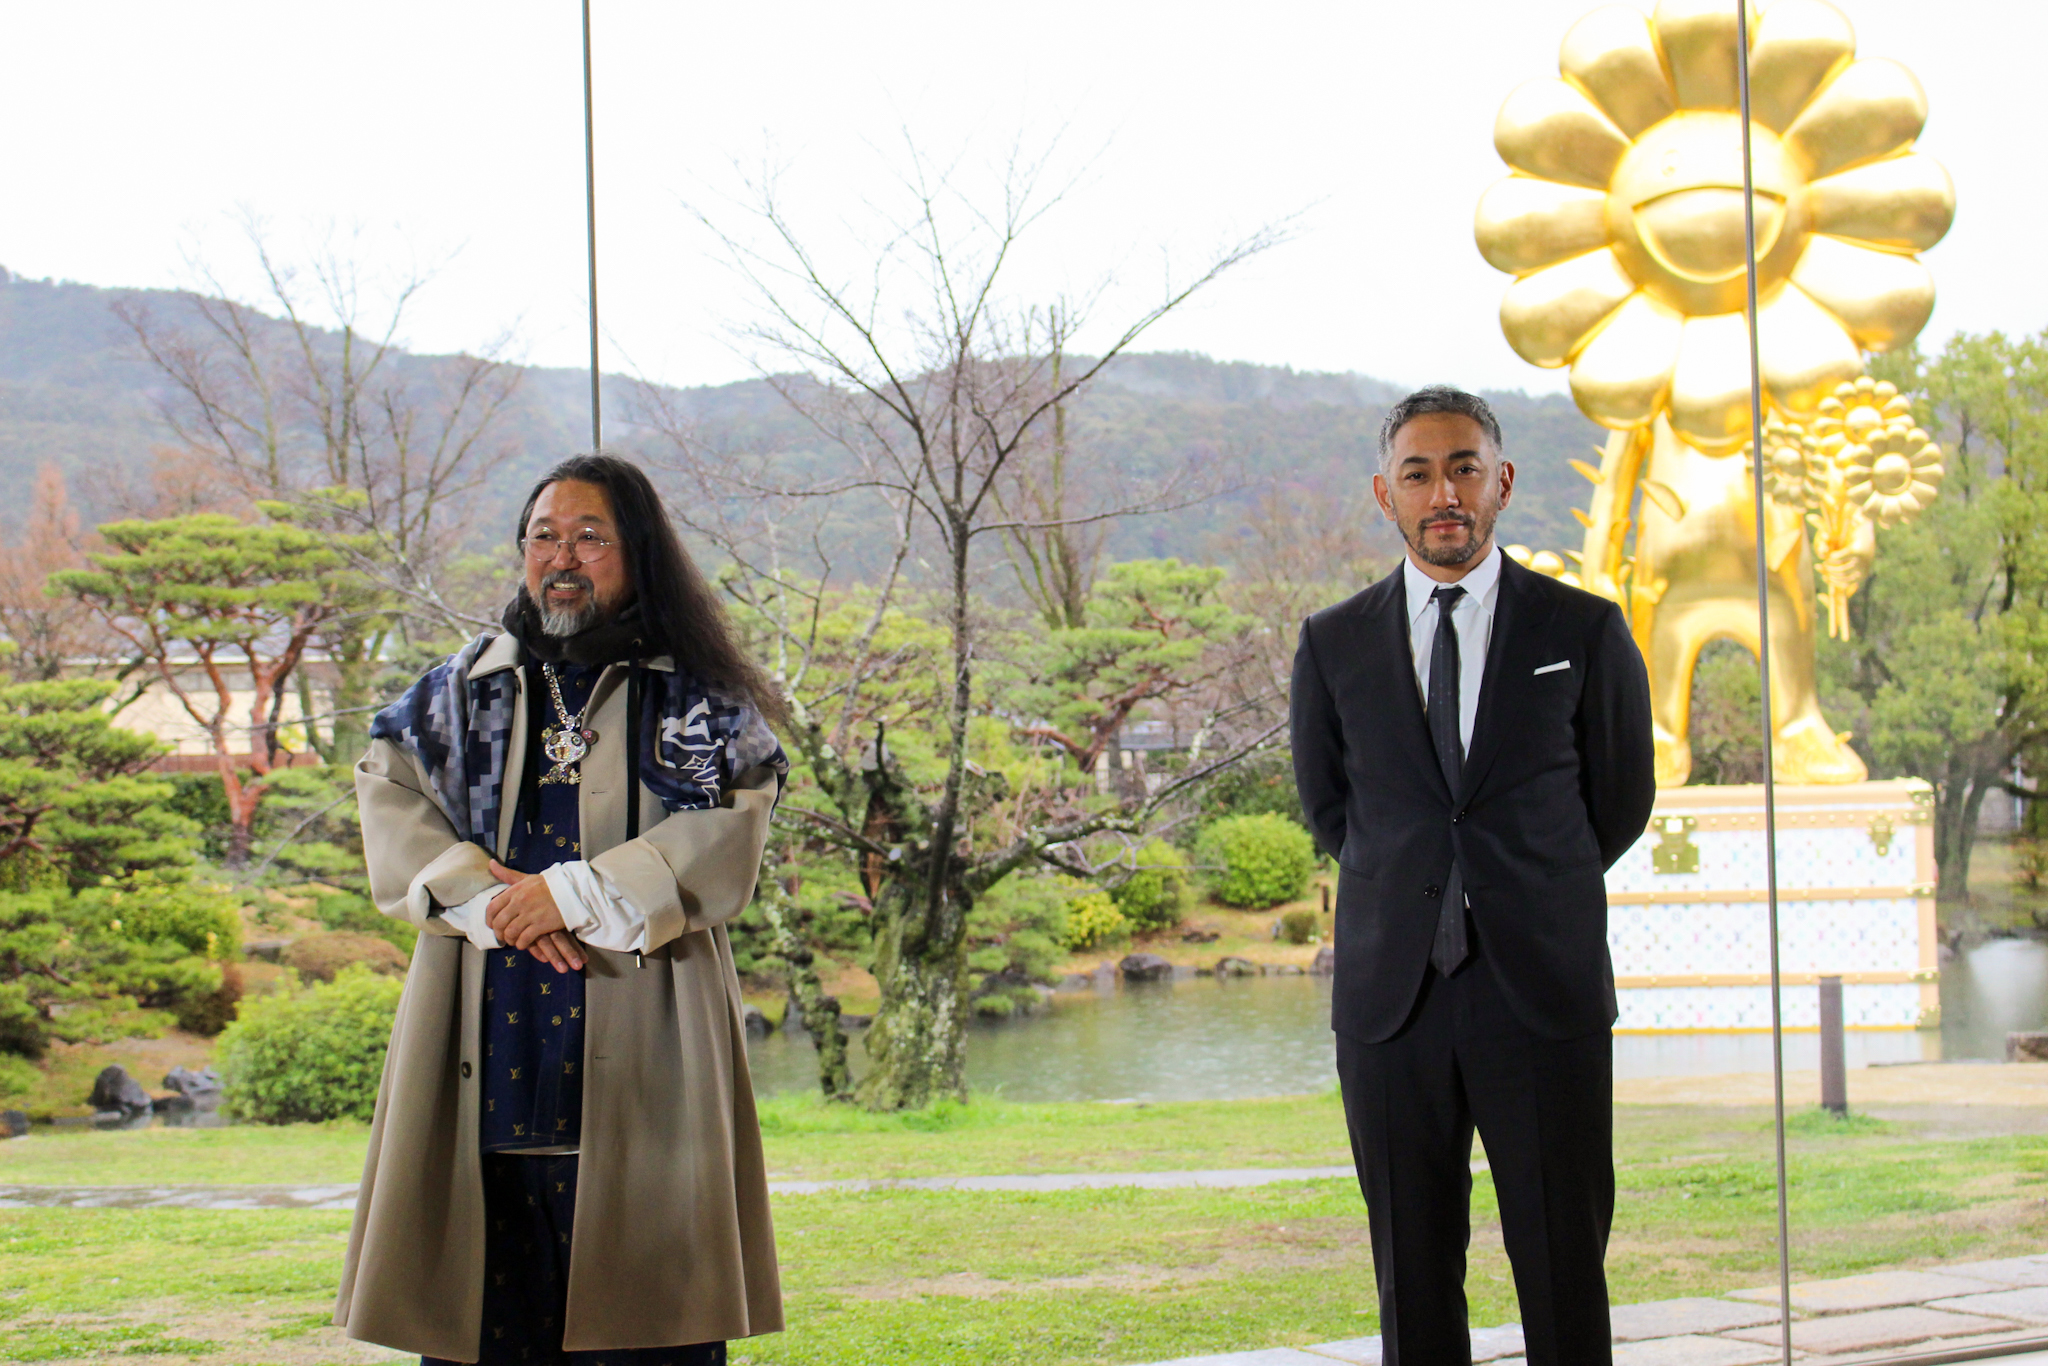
[1291,386,1654,1365]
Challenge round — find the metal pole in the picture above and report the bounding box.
[1734,5,1795,1361]
[1819,976,1847,1114]
[581,0,602,452]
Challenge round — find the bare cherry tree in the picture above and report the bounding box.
[114,222,524,760]
[664,141,1287,1109]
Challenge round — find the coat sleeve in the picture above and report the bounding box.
[1290,618,1349,863]
[586,764,777,952]
[1579,601,1656,870]
[355,737,498,935]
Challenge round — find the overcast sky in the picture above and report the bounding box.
[5,1,2037,397]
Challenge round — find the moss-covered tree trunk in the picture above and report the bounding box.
[855,875,971,1110]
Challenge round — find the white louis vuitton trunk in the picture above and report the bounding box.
[1605,780,1938,1033]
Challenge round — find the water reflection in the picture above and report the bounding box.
[1941,937,2048,1059]
[749,952,2044,1103]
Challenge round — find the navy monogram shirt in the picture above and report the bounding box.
[479,662,599,1154]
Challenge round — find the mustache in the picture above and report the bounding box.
[1422,512,1475,529]
[541,569,594,595]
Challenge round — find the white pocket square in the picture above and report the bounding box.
[1533,660,1571,676]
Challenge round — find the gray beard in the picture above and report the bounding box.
[540,599,600,637]
[537,569,601,638]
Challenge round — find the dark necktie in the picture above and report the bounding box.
[1428,585,1469,976]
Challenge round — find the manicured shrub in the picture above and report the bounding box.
[1059,890,1129,952]
[1110,840,1193,932]
[282,930,409,984]
[218,964,402,1124]
[1278,908,1320,945]
[1196,814,1316,909]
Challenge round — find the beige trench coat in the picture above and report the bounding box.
[333,633,784,1359]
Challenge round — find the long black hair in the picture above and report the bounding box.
[516,453,787,727]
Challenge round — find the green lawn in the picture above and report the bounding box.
[1,1102,2045,1364]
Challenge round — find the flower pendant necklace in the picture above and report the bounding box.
[539,663,596,787]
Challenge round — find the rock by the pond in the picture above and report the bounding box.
[1270,963,1306,975]
[1179,928,1220,944]
[1214,955,1260,978]
[1310,945,1336,976]
[1119,953,1175,982]
[742,1004,771,1038]
[88,1065,152,1116]
[162,1066,223,1104]
[2010,1031,2048,1062]
[1055,973,1094,992]
[0,1110,27,1139]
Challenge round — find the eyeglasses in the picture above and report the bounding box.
[520,530,617,564]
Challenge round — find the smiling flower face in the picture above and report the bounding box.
[1476,0,1955,453]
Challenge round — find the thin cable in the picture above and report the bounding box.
[581,0,602,452]
[1735,4,1794,1362]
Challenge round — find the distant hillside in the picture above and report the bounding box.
[0,268,1606,567]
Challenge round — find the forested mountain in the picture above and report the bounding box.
[0,267,1607,568]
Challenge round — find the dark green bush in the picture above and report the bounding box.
[218,964,403,1124]
[967,875,1078,1016]
[0,878,242,1056]
[1279,908,1320,944]
[1110,840,1193,932]
[1195,814,1316,909]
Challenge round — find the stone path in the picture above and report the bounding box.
[1130,1257,2048,1365]
[0,1165,1396,1210]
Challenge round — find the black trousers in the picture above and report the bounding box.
[423,1154,726,1366]
[1335,952,1614,1366]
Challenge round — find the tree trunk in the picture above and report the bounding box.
[855,876,969,1110]
[758,877,851,1098]
[327,625,375,767]
[1934,752,1997,903]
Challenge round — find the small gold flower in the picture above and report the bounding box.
[1759,415,1818,507]
[1845,421,1943,525]
[1475,0,1954,453]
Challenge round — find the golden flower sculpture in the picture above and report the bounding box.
[1475,0,1955,453]
[1848,421,1943,523]
[1812,376,1945,525]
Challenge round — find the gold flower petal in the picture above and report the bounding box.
[1759,283,1864,418]
[1790,235,1935,352]
[1475,176,1611,275]
[1786,58,1928,178]
[1569,291,1684,429]
[1808,152,1955,253]
[1495,79,1631,189]
[1747,0,1857,133]
[1560,5,1675,137]
[1669,312,1758,454]
[1501,249,1639,366]
[1653,0,1753,111]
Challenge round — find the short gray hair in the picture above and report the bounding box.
[1377,385,1503,475]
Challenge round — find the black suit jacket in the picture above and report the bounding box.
[1291,555,1655,1043]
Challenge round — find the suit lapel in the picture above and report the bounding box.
[1365,567,1452,804]
[1458,558,1556,804]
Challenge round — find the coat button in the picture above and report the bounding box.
[1453,810,1467,823]
[461,1061,473,1079]
[1424,884,1441,898]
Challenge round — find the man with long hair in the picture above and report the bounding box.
[336,454,788,1364]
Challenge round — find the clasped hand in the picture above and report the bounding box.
[484,859,587,974]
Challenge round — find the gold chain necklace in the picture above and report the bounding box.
[538,663,595,786]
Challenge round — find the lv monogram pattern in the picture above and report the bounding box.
[479,664,595,1155]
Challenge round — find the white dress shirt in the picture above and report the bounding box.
[436,861,650,954]
[1402,544,1503,755]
